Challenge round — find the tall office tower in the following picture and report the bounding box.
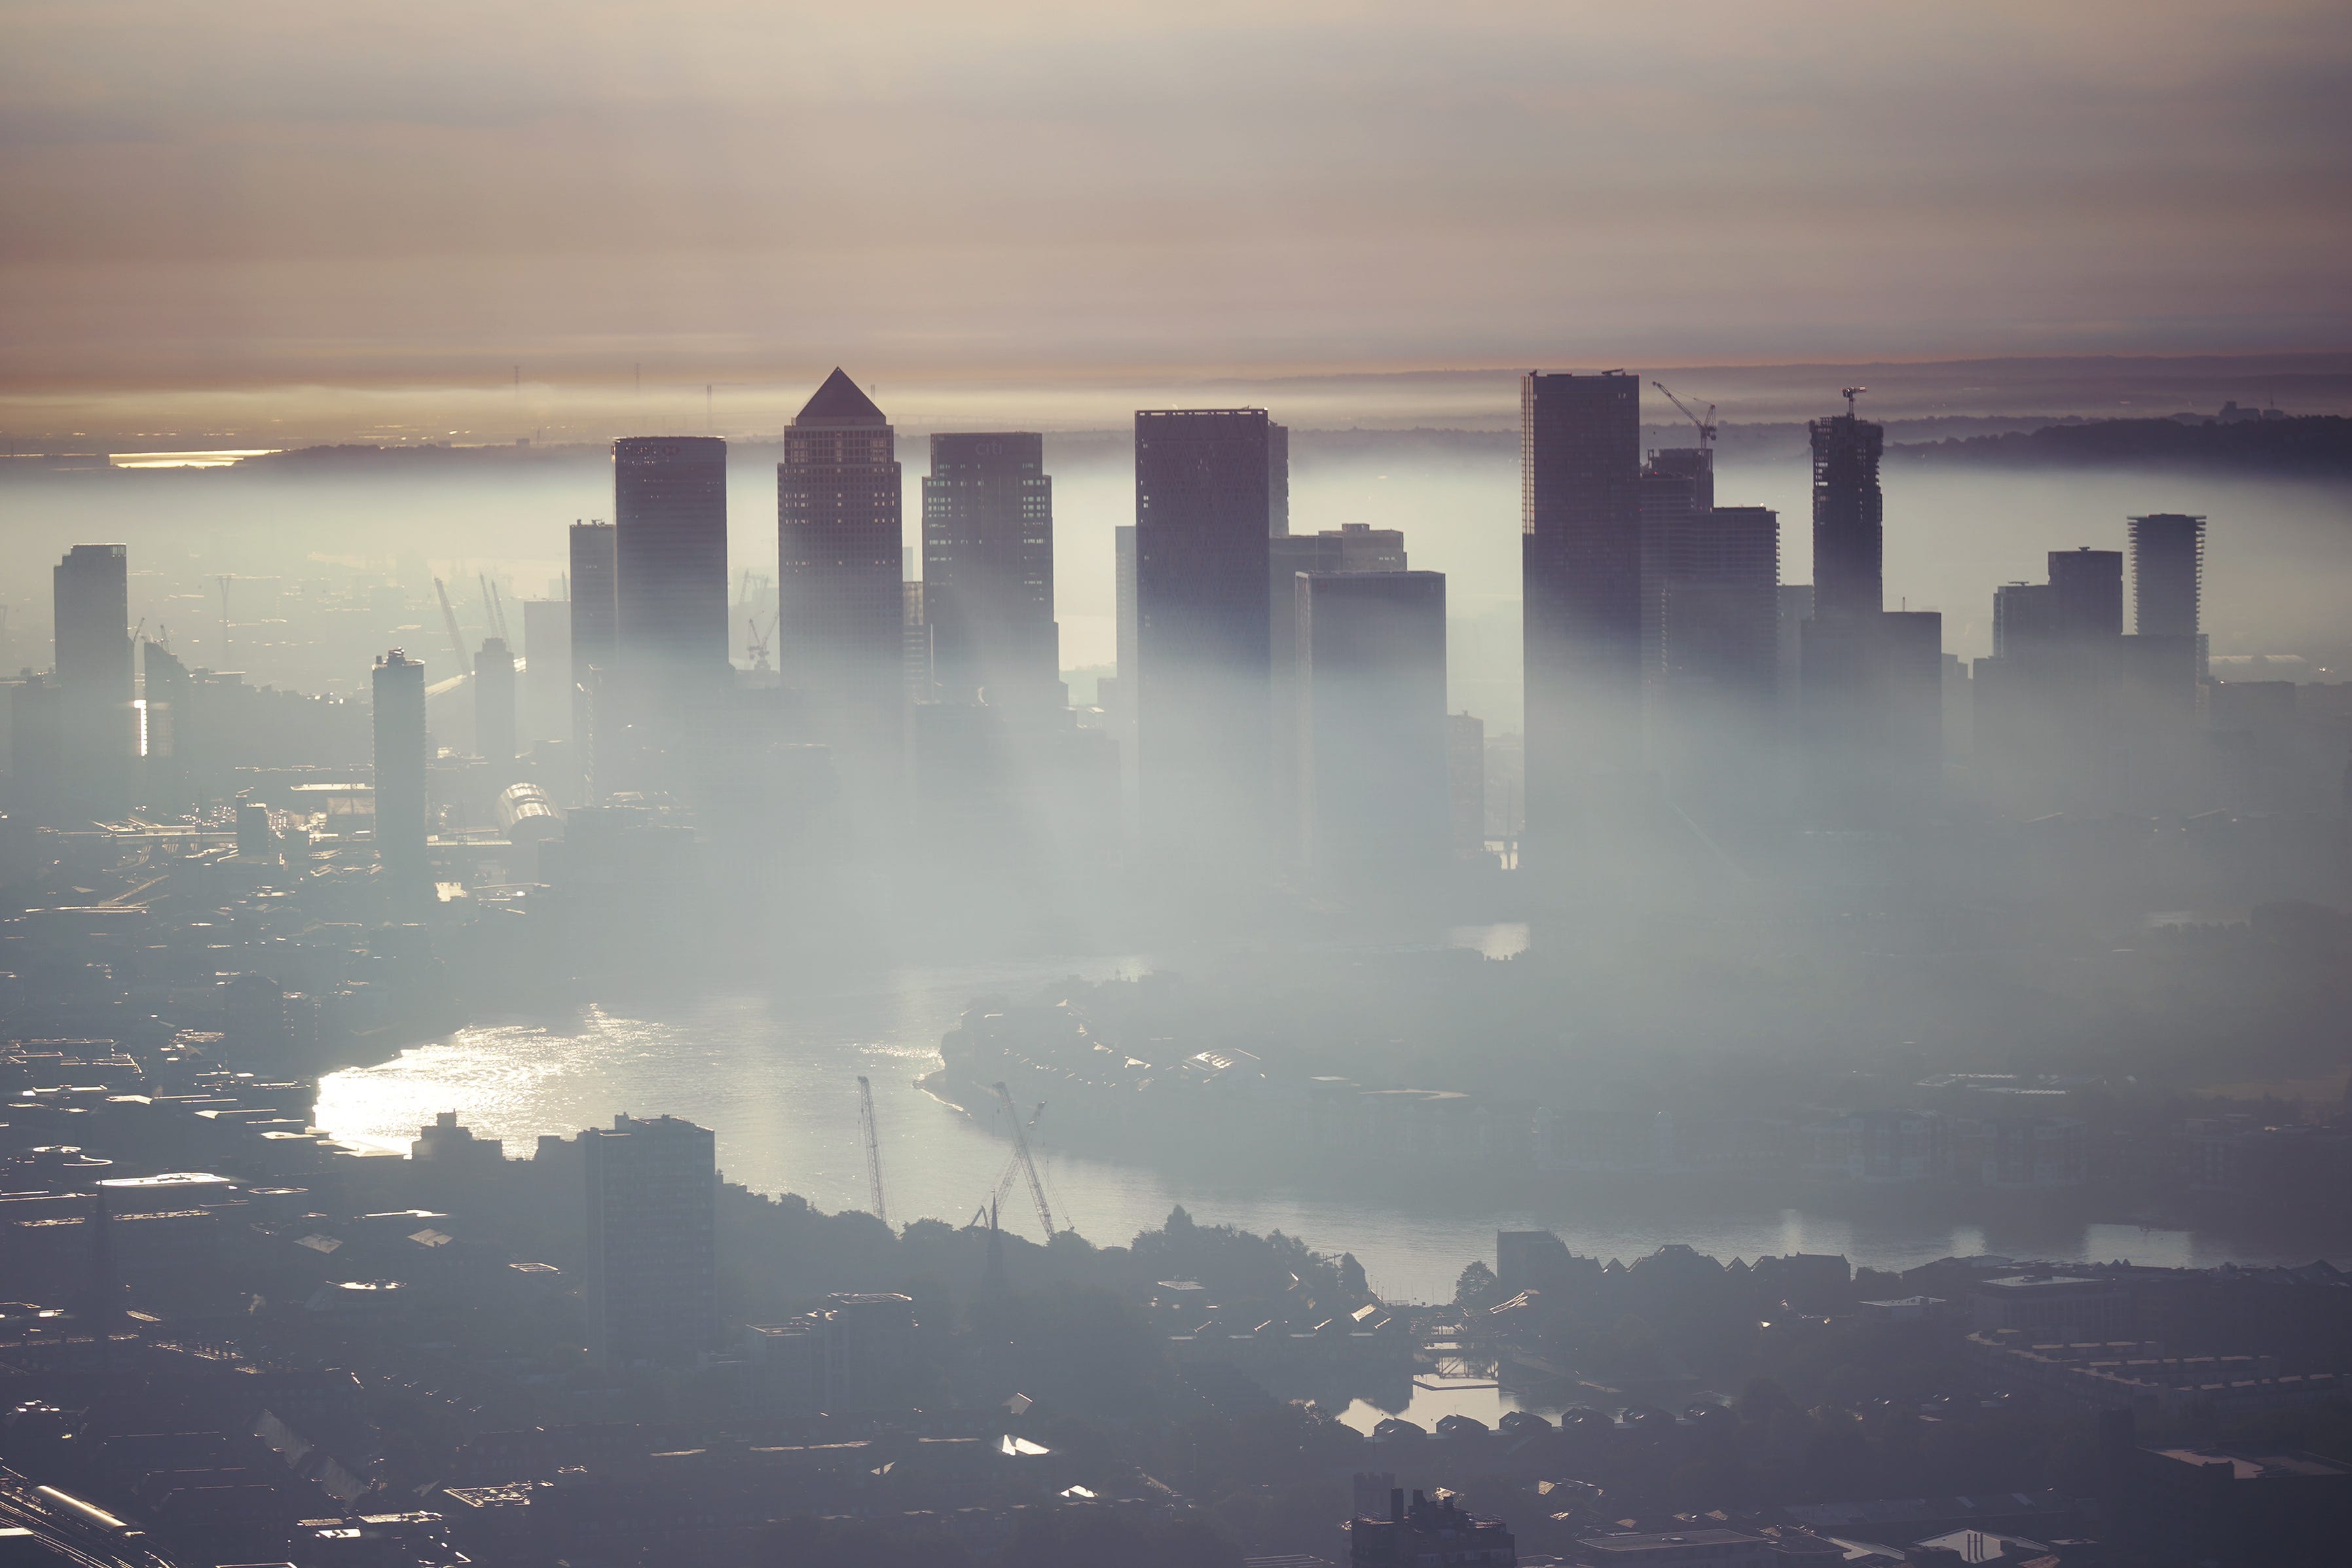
[1133,408,1273,856]
[1992,581,2061,660]
[921,432,1059,706]
[778,369,904,742]
[1809,407,1884,623]
[1268,422,1291,536]
[473,636,517,765]
[568,520,618,782]
[370,649,429,905]
[1270,524,1410,854]
[1520,371,1643,859]
[52,544,132,820]
[2048,548,2123,641]
[1659,507,1780,699]
[1297,571,1449,877]
[613,436,728,726]
[1446,712,1487,863]
[2129,513,2208,678]
[521,597,571,746]
[581,1113,716,1367]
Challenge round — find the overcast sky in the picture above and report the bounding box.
[5,0,2349,407]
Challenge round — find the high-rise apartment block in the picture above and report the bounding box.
[1520,371,1644,858]
[370,649,429,905]
[52,543,132,821]
[1133,408,1273,854]
[1809,409,1885,625]
[2129,513,2207,680]
[779,369,904,739]
[581,1113,717,1367]
[921,432,1059,707]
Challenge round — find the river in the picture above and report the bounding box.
[311,934,2340,1310]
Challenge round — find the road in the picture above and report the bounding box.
[0,1470,176,1568]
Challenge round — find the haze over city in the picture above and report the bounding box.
[3,5,2351,1567]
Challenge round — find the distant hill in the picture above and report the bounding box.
[1891,414,2352,477]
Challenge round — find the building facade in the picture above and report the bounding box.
[921,432,1059,708]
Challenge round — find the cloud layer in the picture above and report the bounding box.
[5,0,2349,394]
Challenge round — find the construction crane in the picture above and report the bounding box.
[478,575,499,640]
[1841,385,1868,418]
[1650,381,1717,452]
[746,614,775,673]
[991,1081,1058,1238]
[432,578,471,682]
[490,579,511,641]
[856,1076,889,1230]
[968,1100,1047,1228]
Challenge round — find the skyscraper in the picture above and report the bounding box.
[568,521,617,790]
[1134,408,1273,855]
[473,636,517,765]
[2047,547,2124,642]
[581,1113,717,1367]
[613,436,728,720]
[1520,371,1644,858]
[921,432,1059,706]
[370,649,428,907]
[1296,570,1449,879]
[778,369,904,742]
[52,544,132,820]
[2129,513,2207,679]
[1809,407,1884,625]
[1658,506,1780,702]
[1268,421,1291,536]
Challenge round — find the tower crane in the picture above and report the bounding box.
[1841,386,1868,418]
[1650,382,1717,452]
[746,614,776,673]
[968,1099,1047,1228]
[991,1081,1059,1238]
[432,579,471,682]
[856,1076,889,1230]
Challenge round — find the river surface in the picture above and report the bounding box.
[313,935,2341,1307]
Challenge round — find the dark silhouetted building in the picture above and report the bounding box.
[1298,570,1448,879]
[581,1113,717,1368]
[1520,371,1643,866]
[779,369,904,749]
[922,432,1059,707]
[2048,547,2124,642]
[53,543,132,821]
[2130,512,2208,680]
[370,649,428,905]
[1133,407,1273,857]
[614,435,728,704]
[473,637,517,765]
[1268,420,1291,536]
[1651,505,1782,813]
[1810,407,1884,625]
